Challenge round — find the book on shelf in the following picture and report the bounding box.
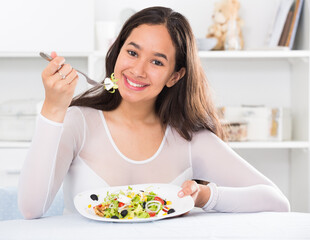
[268,0,294,48]
[278,0,304,49]
[287,0,304,49]
[278,4,295,46]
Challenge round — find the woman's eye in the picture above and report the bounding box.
[152,60,163,66]
[127,50,137,57]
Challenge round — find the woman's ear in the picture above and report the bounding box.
[166,67,186,88]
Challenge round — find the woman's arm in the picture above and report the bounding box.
[18,107,84,219]
[18,52,82,219]
[181,130,290,212]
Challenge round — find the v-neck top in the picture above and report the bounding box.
[18,106,290,217]
[99,110,171,164]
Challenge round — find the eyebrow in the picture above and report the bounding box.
[128,42,168,61]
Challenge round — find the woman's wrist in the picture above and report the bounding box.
[195,184,211,208]
[41,101,67,123]
[202,183,219,211]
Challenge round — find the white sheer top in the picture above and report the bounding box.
[18,106,290,218]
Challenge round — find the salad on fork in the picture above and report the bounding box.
[39,52,118,93]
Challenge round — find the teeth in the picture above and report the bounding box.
[126,78,146,88]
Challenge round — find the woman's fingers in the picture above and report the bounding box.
[178,180,199,198]
[68,74,79,88]
[56,64,73,79]
[41,52,78,95]
[51,51,57,58]
[178,180,211,208]
[51,68,78,89]
[42,56,66,78]
[40,52,79,123]
[62,69,78,85]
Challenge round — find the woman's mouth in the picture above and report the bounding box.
[124,75,149,91]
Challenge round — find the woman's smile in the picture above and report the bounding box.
[114,24,178,103]
[123,74,150,91]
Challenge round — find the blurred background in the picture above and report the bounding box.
[0,0,309,212]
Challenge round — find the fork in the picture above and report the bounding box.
[39,52,112,89]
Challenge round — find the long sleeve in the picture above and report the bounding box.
[191,130,290,213]
[18,107,85,219]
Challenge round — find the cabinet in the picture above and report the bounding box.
[0,146,28,187]
[0,0,309,212]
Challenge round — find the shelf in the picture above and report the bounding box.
[0,52,92,58]
[228,141,309,149]
[198,50,310,59]
[0,141,31,148]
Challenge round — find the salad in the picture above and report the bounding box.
[90,186,175,219]
[104,73,118,93]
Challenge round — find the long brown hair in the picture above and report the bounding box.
[70,6,225,141]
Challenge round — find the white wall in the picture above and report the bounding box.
[0,0,94,52]
[94,0,281,49]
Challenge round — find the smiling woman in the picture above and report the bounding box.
[18,6,289,220]
[115,24,183,100]
[70,7,224,141]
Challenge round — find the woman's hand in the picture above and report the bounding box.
[41,51,79,122]
[178,180,211,208]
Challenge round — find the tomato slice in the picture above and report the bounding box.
[162,206,169,212]
[148,212,156,217]
[118,202,125,207]
[154,196,165,205]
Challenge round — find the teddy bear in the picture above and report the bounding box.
[206,0,244,50]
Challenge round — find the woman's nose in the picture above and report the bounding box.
[130,59,147,78]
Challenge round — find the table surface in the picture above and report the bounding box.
[1,208,310,240]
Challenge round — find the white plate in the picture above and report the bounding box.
[74,183,195,222]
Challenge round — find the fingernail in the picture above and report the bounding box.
[178,191,184,197]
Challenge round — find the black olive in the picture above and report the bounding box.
[121,210,128,217]
[167,208,175,214]
[90,194,98,201]
[142,202,146,209]
[163,200,167,205]
[111,215,119,219]
[140,190,144,192]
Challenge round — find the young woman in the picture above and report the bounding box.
[18,6,290,219]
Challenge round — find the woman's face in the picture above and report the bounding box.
[114,24,181,104]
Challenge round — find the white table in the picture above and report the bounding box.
[1,208,310,240]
